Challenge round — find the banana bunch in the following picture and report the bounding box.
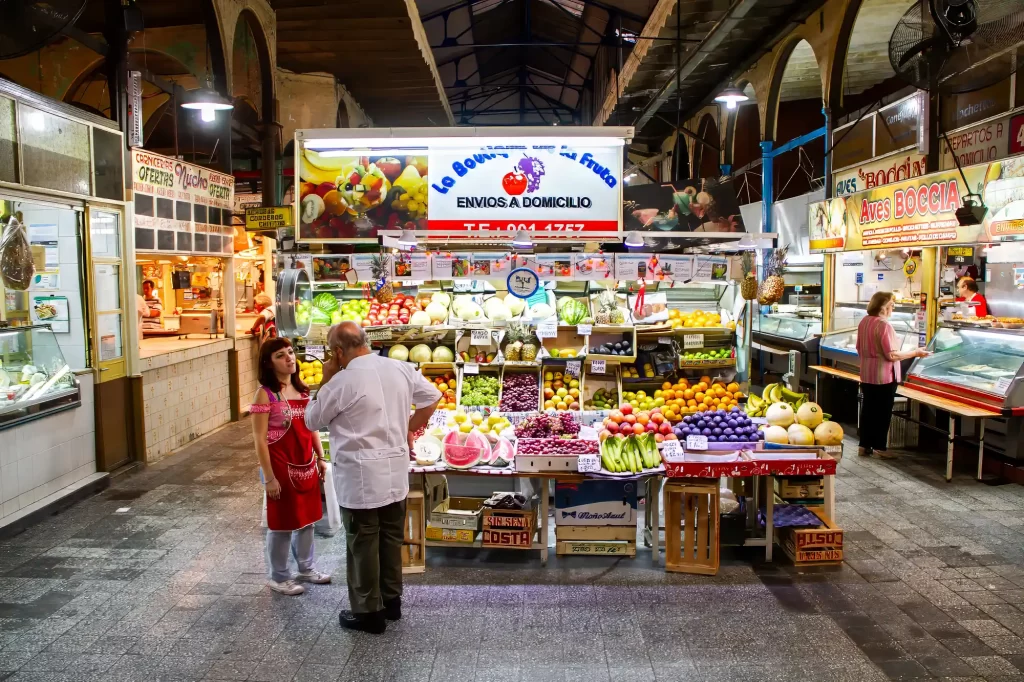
[300,149,350,186]
[745,382,808,417]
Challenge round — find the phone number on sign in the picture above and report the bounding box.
[430,222,611,231]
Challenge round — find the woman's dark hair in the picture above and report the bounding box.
[258,337,308,394]
[866,291,894,316]
[959,277,979,293]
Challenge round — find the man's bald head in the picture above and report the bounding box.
[329,321,371,368]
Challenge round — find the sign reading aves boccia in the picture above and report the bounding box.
[428,143,621,233]
[507,268,539,299]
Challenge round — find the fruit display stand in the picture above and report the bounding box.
[421,365,459,413]
[456,366,501,411]
[586,326,637,364]
[538,327,587,360]
[454,329,501,364]
[498,365,543,412]
[581,365,621,411]
[540,364,584,412]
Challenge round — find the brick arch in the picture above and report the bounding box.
[692,113,721,179]
[762,36,825,143]
[232,8,275,121]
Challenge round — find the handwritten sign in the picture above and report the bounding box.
[590,359,606,374]
[577,454,601,473]
[506,268,540,298]
[683,334,704,350]
[306,345,325,360]
[471,329,491,345]
[464,363,479,375]
[995,377,1012,393]
[536,322,557,338]
[367,328,392,341]
[565,361,582,379]
[577,324,592,336]
[685,435,709,450]
[660,440,683,457]
[428,411,449,428]
[245,206,293,231]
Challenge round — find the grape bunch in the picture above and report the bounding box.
[513,412,581,439]
[500,373,538,412]
[517,156,546,193]
[516,438,599,455]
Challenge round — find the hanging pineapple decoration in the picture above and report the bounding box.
[504,321,526,361]
[369,253,394,304]
[757,246,788,305]
[740,250,758,301]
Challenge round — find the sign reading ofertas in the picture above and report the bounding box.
[428,144,622,232]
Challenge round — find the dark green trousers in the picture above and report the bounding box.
[341,499,406,614]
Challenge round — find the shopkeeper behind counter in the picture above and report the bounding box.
[135,279,163,340]
[956,277,988,317]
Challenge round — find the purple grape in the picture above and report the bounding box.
[712,428,722,436]
[702,428,711,436]
[723,428,734,436]
[517,156,546,193]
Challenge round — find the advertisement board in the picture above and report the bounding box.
[295,131,627,242]
[132,149,235,255]
[940,109,1024,171]
[834,152,927,197]
[809,157,1024,251]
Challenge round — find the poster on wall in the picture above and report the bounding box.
[612,253,693,281]
[295,137,624,242]
[132,149,235,255]
[30,295,69,333]
[939,111,1024,171]
[431,253,453,279]
[692,256,729,282]
[285,253,313,281]
[310,255,358,283]
[28,223,59,290]
[623,180,745,233]
[572,253,614,280]
[520,253,573,280]
[393,252,431,281]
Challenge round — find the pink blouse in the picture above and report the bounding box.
[857,315,900,385]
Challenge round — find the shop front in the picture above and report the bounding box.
[0,78,128,528]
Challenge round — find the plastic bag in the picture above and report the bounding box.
[0,217,34,291]
[323,462,342,530]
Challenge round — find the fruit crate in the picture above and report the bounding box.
[587,326,637,364]
[455,329,500,365]
[421,366,459,412]
[582,365,621,411]
[430,497,486,530]
[538,327,587,360]
[481,508,537,549]
[554,296,592,327]
[456,365,501,412]
[498,365,543,413]
[777,509,843,566]
[541,365,584,412]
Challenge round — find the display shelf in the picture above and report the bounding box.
[582,365,620,411]
[0,325,81,430]
[678,359,736,370]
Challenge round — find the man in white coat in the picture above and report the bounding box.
[306,321,441,634]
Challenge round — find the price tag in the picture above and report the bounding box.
[578,425,599,441]
[428,411,449,428]
[683,334,704,350]
[565,361,582,379]
[658,336,673,345]
[577,454,602,473]
[305,344,325,360]
[660,440,683,457]
[471,329,491,345]
[685,435,709,450]
[577,324,592,336]
[591,359,606,374]
[464,363,479,375]
[536,323,557,338]
[995,377,1012,393]
[367,328,392,341]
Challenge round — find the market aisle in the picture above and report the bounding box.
[0,421,1023,682]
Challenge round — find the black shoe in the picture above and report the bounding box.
[383,597,401,621]
[339,610,386,634]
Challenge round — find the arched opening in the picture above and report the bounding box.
[768,39,825,201]
[730,82,761,204]
[692,113,720,180]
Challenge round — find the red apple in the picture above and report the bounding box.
[606,422,619,434]
[619,404,633,415]
[645,422,657,432]
[655,433,665,443]
[659,422,672,435]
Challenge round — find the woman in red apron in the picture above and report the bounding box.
[250,337,330,595]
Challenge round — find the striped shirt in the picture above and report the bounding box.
[857,314,900,385]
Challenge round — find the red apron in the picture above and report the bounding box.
[266,398,322,531]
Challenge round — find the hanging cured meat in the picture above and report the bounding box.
[0,217,34,291]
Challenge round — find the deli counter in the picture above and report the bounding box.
[820,302,919,373]
[752,312,821,353]
[0,325,80,429]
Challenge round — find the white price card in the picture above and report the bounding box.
[996,377,1012,393]
[578,425,599,441]
[565,361,582,379]
[464,363,479,375]
[536,323,558,338]
[471,329,491,345]
[577,324,592,336]
[660,440,683,457]
[367,328,392,341]
[683,334,705,350]
[591,359,606,374]
[428,411,449,428]
[305,345,325,360]
[685,434,709,450]
[658,336,673,345]
[577,454,602,473]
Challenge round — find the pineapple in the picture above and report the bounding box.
[757,246,788,305]
[370,253,394,303]
[594,290,615,325]
[741,251,758,301]
[521,331,539,363]
[504,322,526,361]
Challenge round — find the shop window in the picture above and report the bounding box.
[194,204,207,223]
[92,128,124,201]
[209,207,221,226]
[135,228,155,250]
[97,312,123,362]
[194,233,207,251]
[175,201,190,221]
[0,96,15,184]
[156,197,173,219]
[90,210,119,259]
[177,232,192,252]
[832,117,873,170]
[941,78,1011,131]
[17,104,91,196]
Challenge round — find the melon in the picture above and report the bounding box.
[763,425,790,444]
[409,344,433,363]
[412,435,442,466]
[506,296,526,316]
[766,402,796,428]
[432,346,455,362]
[796,401,824,429]
[814,420,844,446]
[443,430,488,469]
[425,301,448,323]
[529,302,553,320]
[388,344,409,361]
[491,436,515,467]
[787,423,815,446]
[409,310,432,326]
[458,302,484,321]
[431,292,452,308]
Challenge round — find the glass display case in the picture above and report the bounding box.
[0,325,80,429]
[752,313,822,353]
[820,307,918,370]
[905,325,1024,415]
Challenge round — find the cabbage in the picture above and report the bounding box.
[311,308,331,325]
[388,344,410,361]
[409,344,433,363]
[425,301,448,322]
[312,293,339,313]
[432,346,455,362]
[409,310,432,326]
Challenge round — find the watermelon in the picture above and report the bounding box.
[490,436,515,468]
[313,292,340,313]
[442,430,489,469]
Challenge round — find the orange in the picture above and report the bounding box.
[700,375,712,386]
[714,386,726,398]
[695,391,705,402]
[682,389,694,400]
[662,381,673,390]
[727,382,740,393]
[663,390,675,400]
[687,399,697,407]
[697,404,708,412]
[703,395,715,407]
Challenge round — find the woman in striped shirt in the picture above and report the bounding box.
[856,292,929,459]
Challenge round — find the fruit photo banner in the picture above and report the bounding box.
[808,157,1024,252]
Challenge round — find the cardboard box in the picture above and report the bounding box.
[557,540,636,556]
[425,525,477,543]
[777,509,844,566]
[555,480,638,526]
[430,497,485,530]
[774,477,825,500]
[481,508,535,549]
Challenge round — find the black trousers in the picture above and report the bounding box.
[859,382,898,450]
[341,499,406,614]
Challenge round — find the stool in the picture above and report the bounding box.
[664,479,719,575]
[402,490,426,574]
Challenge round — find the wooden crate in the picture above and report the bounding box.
[425,526,477,543]
[456,364,501,412]
[774,477,825,500]
[664,479,719,575]
[540,364,583,413]
[430,497,485,530]
[557,540,636,556]
[421,365,458,413]
[498,364,542,412]
[402,491,426,574]
[555,525,636,541]
[777,509,844,566]
[481,508,535,549]
[587,326,637,363]
[581,365,620,411]
[539,327,586,360]
[455,329,500,364]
